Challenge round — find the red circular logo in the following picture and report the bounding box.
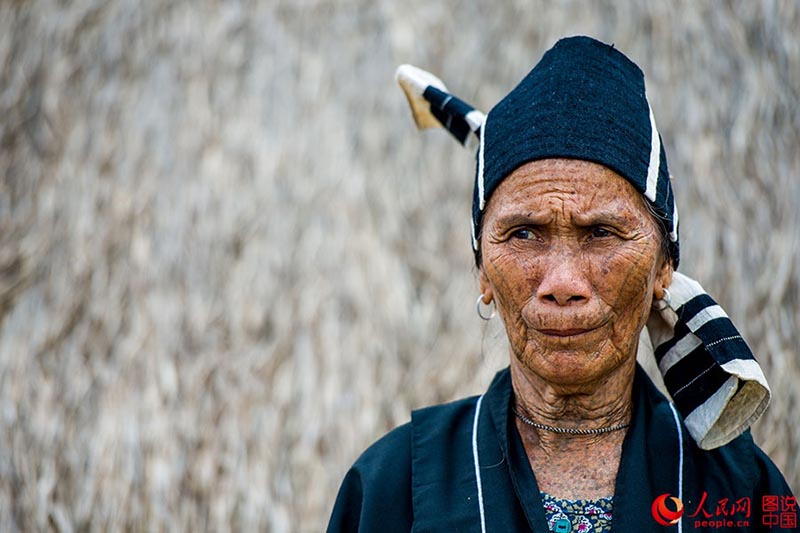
[651,493,685,526]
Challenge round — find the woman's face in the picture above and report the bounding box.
[479,158,672,387]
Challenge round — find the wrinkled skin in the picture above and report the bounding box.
[478,158,673,499]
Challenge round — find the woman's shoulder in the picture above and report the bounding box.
[636,365,793,497]
[351,394,482,469]
[695,429,793,495]
[328,422,414,532]
[328,394,482,532]
[411,394,482,434]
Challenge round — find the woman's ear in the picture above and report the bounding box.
[653,256,674,301]
[478,265,493,304]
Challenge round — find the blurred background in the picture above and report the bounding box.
[1,0,798,531]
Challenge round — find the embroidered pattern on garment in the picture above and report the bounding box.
[541,492,613,532]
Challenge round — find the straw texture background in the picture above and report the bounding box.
[1,1,798,531]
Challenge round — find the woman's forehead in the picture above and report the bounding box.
[488,158,645,216]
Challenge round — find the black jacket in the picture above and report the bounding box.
[329,366,795,532]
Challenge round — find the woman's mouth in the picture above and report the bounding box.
[536,328,595,337]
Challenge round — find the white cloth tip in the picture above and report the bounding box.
[395,64,448,95]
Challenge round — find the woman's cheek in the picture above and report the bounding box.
[592,245,659,333]
[486,246,537,295]
[485,248,539,338]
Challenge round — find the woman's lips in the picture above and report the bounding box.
[522,304,610,339]
[536,327,595,337]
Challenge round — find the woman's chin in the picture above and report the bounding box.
[514,342,628,388]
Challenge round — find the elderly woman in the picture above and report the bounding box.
[328,37,794,532]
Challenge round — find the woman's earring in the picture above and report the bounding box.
[652,287,672,311]
[476,294,496,320]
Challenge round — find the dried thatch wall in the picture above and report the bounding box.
[1,1,798,531]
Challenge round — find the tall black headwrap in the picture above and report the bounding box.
[473,36,679,266]
[395,36,770,450]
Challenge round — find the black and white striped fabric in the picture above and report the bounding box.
[395,64,485,151]
[394,39,771,450]
[645,272,769,449]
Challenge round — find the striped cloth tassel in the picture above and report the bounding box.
[646,272,770,450]
[395,64,485,152]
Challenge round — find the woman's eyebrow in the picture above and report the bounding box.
[571,210,635,227]
[494,210,635,228]
[493,213,551,227]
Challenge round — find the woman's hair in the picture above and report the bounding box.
[640,194,672,267]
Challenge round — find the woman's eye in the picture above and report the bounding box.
[590,226,612,238]
[511,228,536,240]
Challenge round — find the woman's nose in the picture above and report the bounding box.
[535,253,592,306]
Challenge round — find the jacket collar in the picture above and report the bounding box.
[479,364,686,532]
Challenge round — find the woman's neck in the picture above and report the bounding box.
[510,354,636,499]
[509,354,635,451]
